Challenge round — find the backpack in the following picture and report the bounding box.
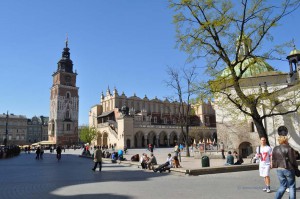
[131,154,139,162]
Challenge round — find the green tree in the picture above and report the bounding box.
[169,0,300,145]
[79,126,97,145]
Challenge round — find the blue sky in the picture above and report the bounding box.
[0,1,299,125]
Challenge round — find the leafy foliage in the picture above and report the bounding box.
[79,126,97,145]
[169,0,300,144]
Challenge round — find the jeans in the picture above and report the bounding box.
[275,169,296,199]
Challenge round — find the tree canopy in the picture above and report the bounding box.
[169,0,300,145]
[79,126,97,145]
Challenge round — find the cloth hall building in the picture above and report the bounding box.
[89,88,216,149]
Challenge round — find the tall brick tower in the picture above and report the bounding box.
[48,38,79,145]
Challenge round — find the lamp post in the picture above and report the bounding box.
[40,116,44,142]
[4,111,8,147]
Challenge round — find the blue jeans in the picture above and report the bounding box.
[275,169,296,199]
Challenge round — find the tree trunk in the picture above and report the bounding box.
[185,124,190,157]
[253,118,270,146]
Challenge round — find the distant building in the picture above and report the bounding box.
[89,87,216,149]
[0,113,27,145]
[48,39,79,145]
[27,116,49,143]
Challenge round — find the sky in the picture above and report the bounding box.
[0,1,300,125]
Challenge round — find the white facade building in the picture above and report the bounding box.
[214,40,300,157]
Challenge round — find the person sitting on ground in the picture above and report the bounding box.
[111,152,118,163]
[233,151,244,165]
[105,151,111,158]
[224,151,234,165]
[140,153,149,169]
[153,153,173,173]
[146,153,157,170]
[118,149,125,163]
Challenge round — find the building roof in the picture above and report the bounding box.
[97,110,114,118]
[0,113,27,119]
[220,58,275,78]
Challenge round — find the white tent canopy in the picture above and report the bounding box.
[31,141,56,146]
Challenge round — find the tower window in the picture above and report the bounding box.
[66,111,70,119]
[66,92,71,99]
[67,124,71,131]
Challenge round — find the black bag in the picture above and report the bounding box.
[295,168,300,177]
[131,154,139,162]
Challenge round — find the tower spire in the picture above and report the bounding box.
[66,33,69,48]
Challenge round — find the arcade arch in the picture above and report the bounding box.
[134,131,145,148]
[158,131,168,147]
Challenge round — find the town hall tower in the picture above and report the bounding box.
[48,39,79,145]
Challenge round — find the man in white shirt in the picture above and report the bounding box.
[153,153,173,173]
[256,137,272,193]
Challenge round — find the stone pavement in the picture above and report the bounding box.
[0,149,299,199]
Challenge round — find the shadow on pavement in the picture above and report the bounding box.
[0,152,169,199]
[50,193,132,199]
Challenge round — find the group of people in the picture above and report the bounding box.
[35,147,44,160]
[91,126,299,199]
[140,153,157,170]
[34,146,62,161]
[255,126,299,199]
[224,151,244,165]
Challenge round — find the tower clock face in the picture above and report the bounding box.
[65,75,71,83]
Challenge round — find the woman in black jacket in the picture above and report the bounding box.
[272,126,298,199]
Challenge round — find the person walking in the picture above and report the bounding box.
[92,146,103,172]
[35,147,41,160]
[256,137,272,193]
[272,126,298,199]
[40,147,44,159]
[220,142,225,159]
[56,145,62,161]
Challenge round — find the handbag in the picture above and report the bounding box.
[295,168,300,177]
[278,146,300,177]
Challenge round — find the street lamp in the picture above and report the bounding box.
[40,116,44,141]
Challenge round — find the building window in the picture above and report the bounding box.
[164,117,168,124]
[66,92,71,99]
[205,116,210,126]
[250,122,255,132]
[66,111,70,119]
[67,124,71,131]
[172,118,176,124]
[16,136,19,140]
[153,116,157,123]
